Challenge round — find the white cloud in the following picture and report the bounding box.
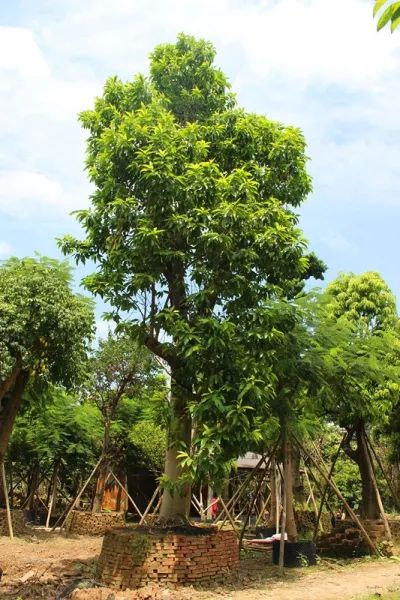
[0,0,399,302]
[0,242,14,258]
[95,319,115,341]
[0,27,49,77]
[320,233,353,253]
[33,0,400,89]
[0,171,88,219]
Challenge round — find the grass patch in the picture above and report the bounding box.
[357,591,400,600]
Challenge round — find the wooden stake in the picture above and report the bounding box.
[239,442,279,549]
[254,493,272,528]
[153,494,162,515]
[363,433,391,540]
[278,426,288,577]
[216,452,270,524]
[109,470,145,522]
[219,496,240,535]
[293,435,380,556]
[366,433,400,512]
[54,456,102,532]
[45,459,60,529]
[139,485,160,525]
[303,465,321,531]
[313,433,346,541]
[1,461,13,539]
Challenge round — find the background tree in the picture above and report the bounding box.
[0,256,94,465]
[374,0,400,32]
[85,332,164,512]
[7,387,102,516]
[322,271,400,519]
[61,34,324,519]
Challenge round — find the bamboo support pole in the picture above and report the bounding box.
[54,456,102,532]
[313,433,346,541]
[139,485,160,525]
[45,460,60,529]
[303,466,322,531]
[153,494,162,515]
[239,469,267,549]
[219,439,280,527]
[254,493,272,528]
[366,433,400,512]
[219,496,240,534]
[109,470,145,522]
[278,427,288,577]
[239,442,279,549]
[1,461,13,539]
[363,434,391,540]
[216,452,270,524]
[294,435,380,556]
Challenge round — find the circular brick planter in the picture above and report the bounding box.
[97,526,239,589]
[66,510,126,536]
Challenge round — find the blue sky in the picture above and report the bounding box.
[0,0,399,334]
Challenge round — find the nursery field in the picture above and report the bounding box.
[1,532,400,600]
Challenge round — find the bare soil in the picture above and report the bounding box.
[1,531,400,600]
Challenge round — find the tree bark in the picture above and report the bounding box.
[27,462,40,512]
[344,423,380,520]
[0,370,29,463]
[291,443,304,506]
[92,421,110,513]
[285,437,298,541]
[46,458,60,529]
[268,458,278,527]
[159,376,192,519]
[0,364,21,407]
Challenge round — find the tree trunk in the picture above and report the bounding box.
[344,423,380,520]
[285,437,298,541]
[291,443,304,506]
[46,458,60,528]
[0,364,21,406]
[0,370,29,462]
[92,421,110,513]
[28,462,40,512]
[268,458,278,527]
[159,377,192,520]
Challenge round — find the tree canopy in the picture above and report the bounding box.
[319,272,400,518]
[0,256,94,462]
[60,33,324,517]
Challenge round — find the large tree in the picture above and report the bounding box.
[61,34,323,519]
[323,271,400,519]
[0,257,94,464]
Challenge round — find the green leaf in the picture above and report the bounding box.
[377,4,395,30]
[373,0,389,17]
[391,5,400,30]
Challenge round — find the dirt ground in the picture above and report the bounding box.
[1,531,400,600]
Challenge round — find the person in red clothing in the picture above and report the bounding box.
[210,497,219,520]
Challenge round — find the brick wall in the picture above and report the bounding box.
[0,509,26,536]
[388,519,400,541]
[66,511,126,536]
[97,526,239,589]
[317,519,389,557]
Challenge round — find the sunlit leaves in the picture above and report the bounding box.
[374,0,400,32]
[59,34,322,486]
[0,256,94,389]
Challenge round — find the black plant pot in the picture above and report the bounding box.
[272,540,317,568]
[255,526,276,539]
